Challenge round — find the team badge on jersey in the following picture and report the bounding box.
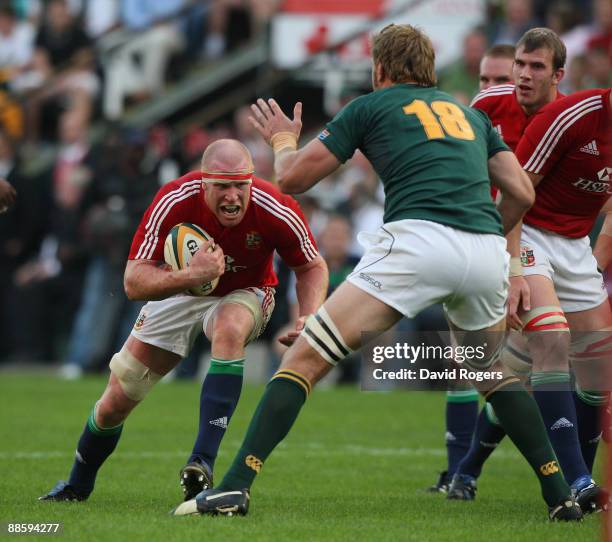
[318,129,330,141]
[134,310,147,330]
[245,231,263,250]
[520,246,535,267]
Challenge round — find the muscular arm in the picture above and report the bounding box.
[593,198,612,271]
[274,140,341,194]
[500,167,542,327]
[489,151,535,234]
[503,170,543,249]
[124,260,195,301]
[291,255,329,316]
[124,242,225,300]
[276,255,328,347]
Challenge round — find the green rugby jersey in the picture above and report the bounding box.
[319,84,508,235]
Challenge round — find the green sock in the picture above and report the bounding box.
[487,380,570,507]
[218,369,310,491]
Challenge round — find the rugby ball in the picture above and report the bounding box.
[163,223,220,296]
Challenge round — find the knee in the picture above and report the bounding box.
[570,329,612,362]
[212,313,252,351]
[522,306,570,371]
[526,332,570,370]
[571,330,612,390]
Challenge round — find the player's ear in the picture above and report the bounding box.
[201,180,211,197]
[552,67,564,85]
[372,62,385,87]
[377,63,386,84]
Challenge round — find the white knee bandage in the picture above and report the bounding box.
[570,328,612,364]
[570,328,612,393]
[522,306,569,333]
[109,348,162,401]
[302,307,352,366]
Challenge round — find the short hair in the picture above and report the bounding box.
[516,28,566,71]
[201,138,253,173]
[372,24,437,87]
[484,44,516,60]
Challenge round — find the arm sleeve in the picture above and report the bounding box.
[318,96,367,164]
[271,195,319,267]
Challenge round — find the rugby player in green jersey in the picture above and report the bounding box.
[172,24,581,521]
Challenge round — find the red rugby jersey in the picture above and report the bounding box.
[471,85,564,200]
[471,84,528,153]
[515,88,611,238]
[129,171,319,296]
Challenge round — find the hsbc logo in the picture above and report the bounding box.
[572,176,612,194]
[597,167,611,182]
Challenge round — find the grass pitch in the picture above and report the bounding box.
[0,375,604,541]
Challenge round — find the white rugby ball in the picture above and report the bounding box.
[163,222,219,296]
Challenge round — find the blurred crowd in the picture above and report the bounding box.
[0,0,279,143]
[0,0,610,380]
[437,0,611,103]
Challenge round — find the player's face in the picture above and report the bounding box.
[204,181,251,227]
[513,46,563,113]
[479,56,514,90]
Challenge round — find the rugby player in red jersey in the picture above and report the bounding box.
[435,29,567,495]
[39,139,328,502]
[512,88,612,512]
[479,44,515,91]
[472,33,565,155]
[451,86,612,514]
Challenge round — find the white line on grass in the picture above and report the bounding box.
[0,443,520,460]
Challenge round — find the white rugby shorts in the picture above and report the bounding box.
[130,287,275,357]
[347,219,509,330]
[520,224,607,312]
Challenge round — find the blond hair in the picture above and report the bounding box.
[372,24,437,87]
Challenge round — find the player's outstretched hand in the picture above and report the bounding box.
[0,178,16,212]
[187,240,225,285]
[249,98,302,145]
[277,315,307,347]
[507,276,530,330]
